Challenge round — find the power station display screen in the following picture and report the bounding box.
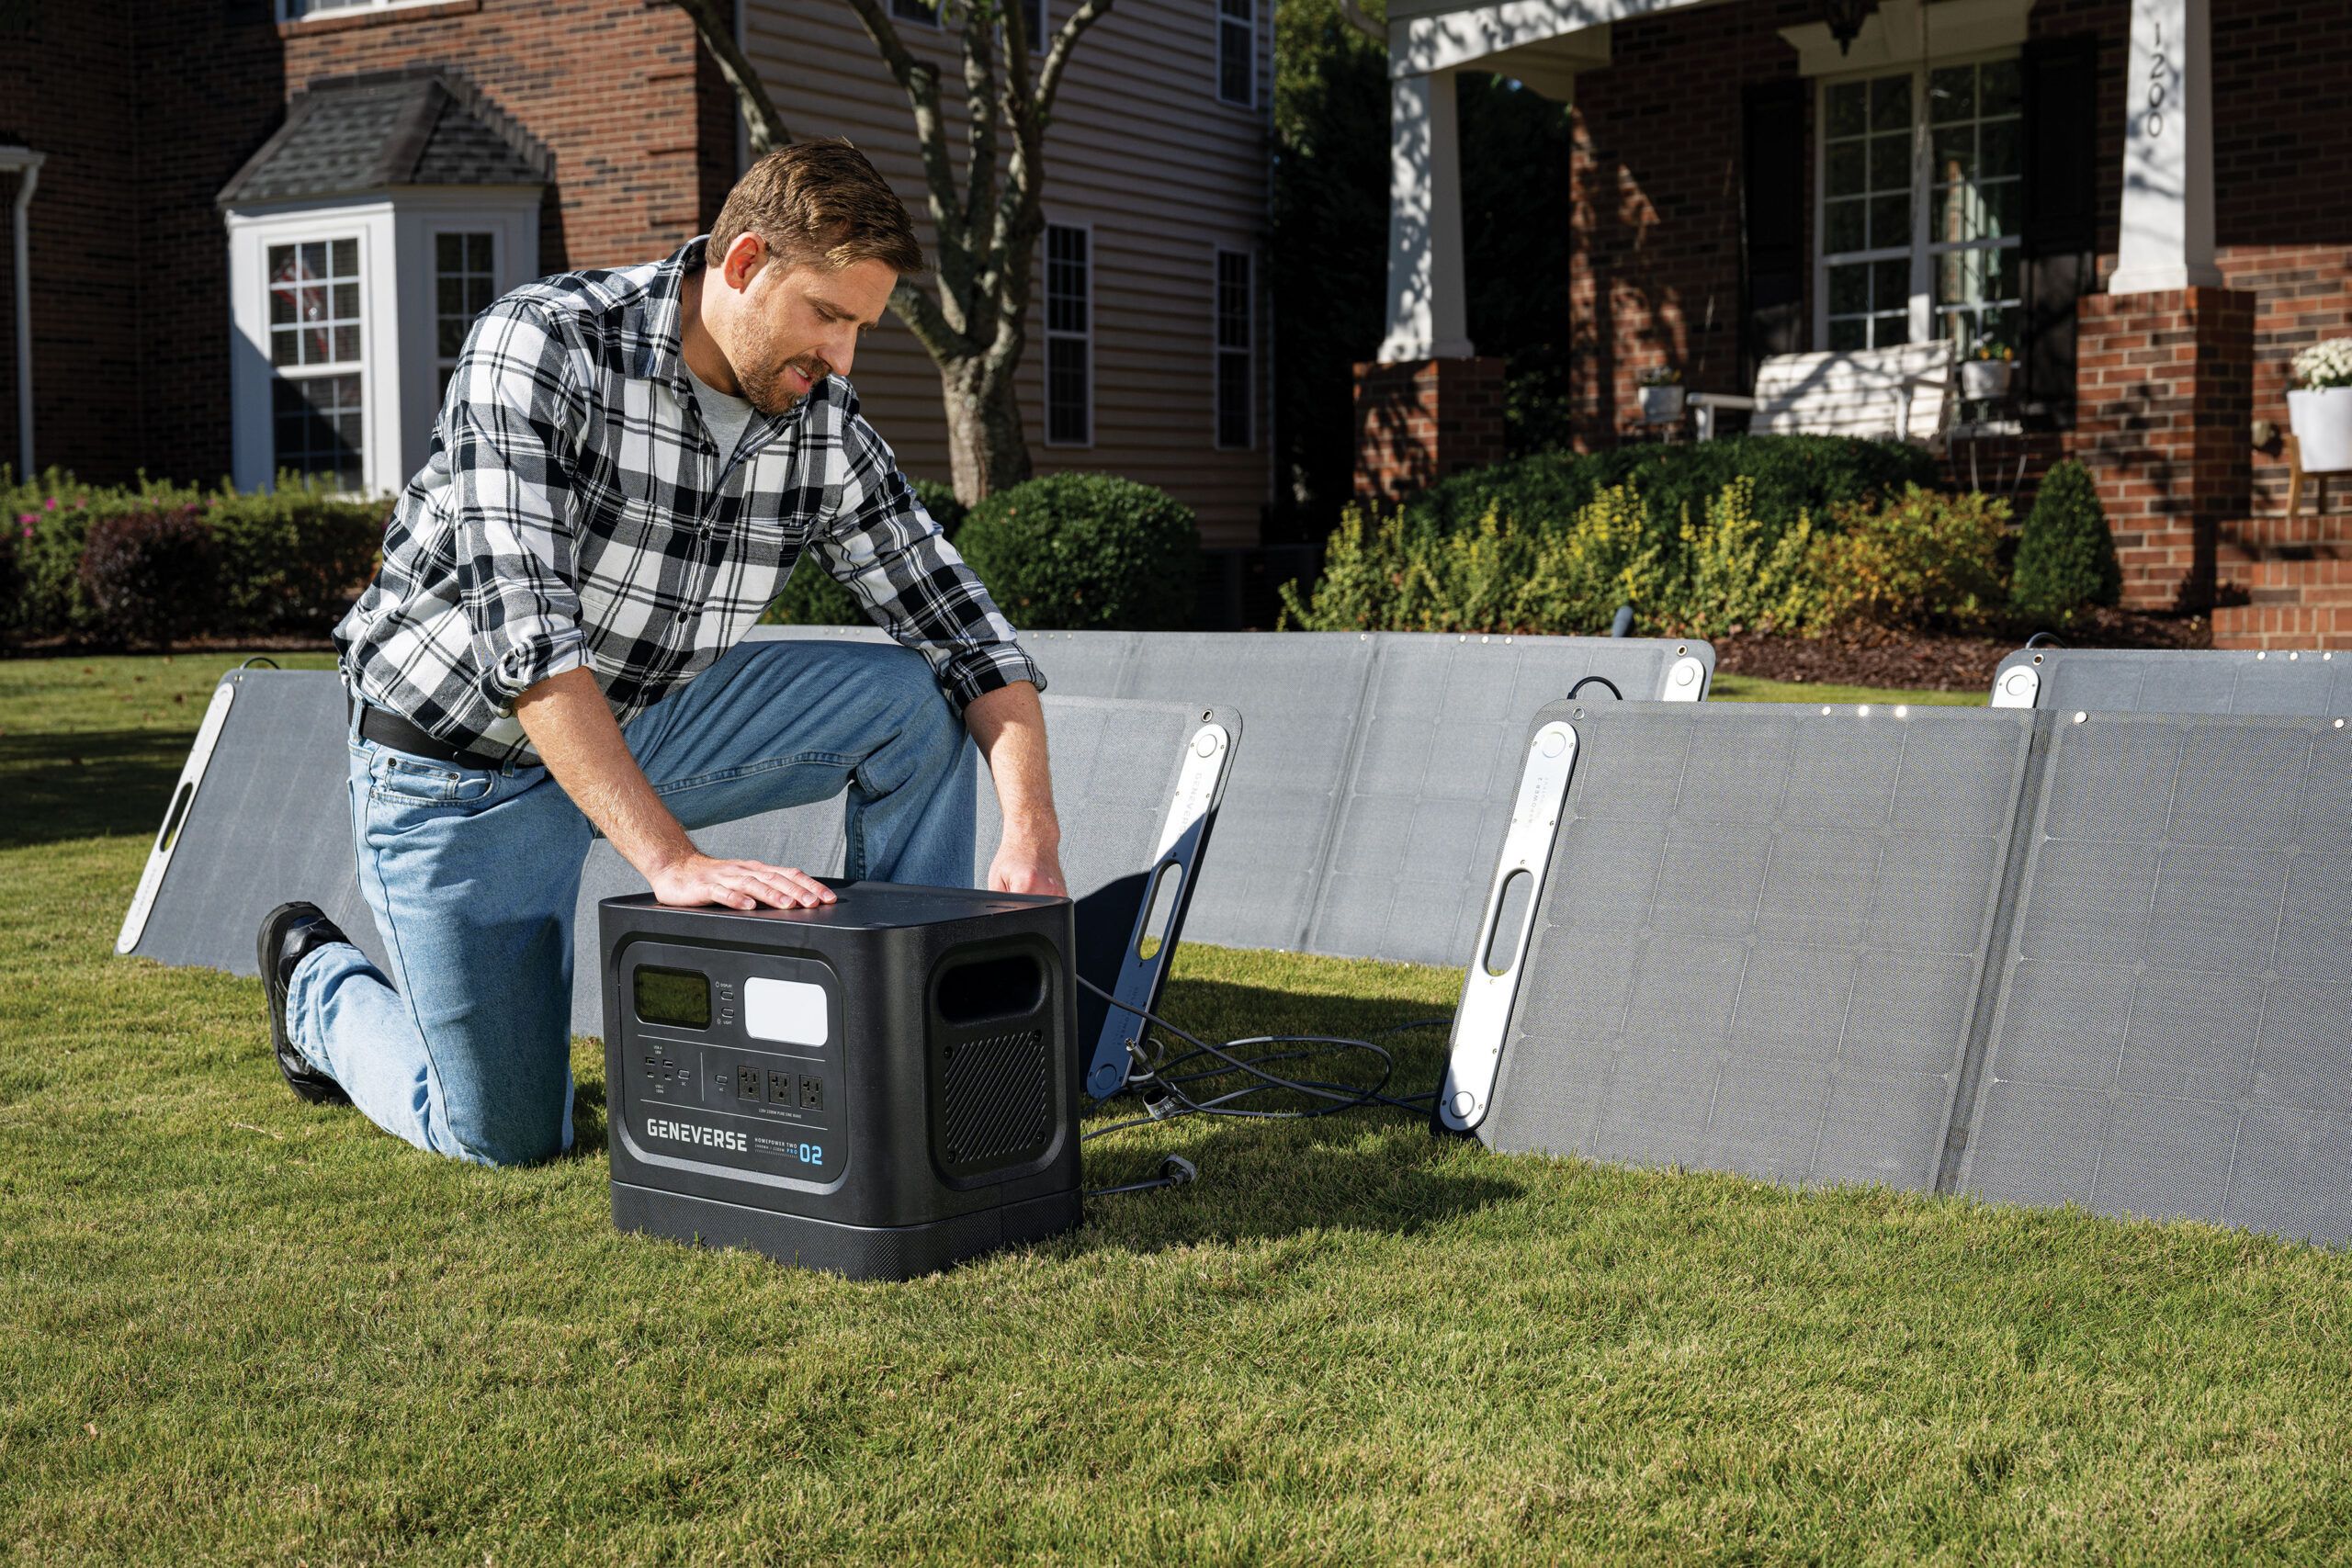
[634,965,711,1030]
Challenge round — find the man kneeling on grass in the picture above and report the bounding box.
[258,142,1063,1165]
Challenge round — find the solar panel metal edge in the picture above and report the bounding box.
[1952,707,2352,1244]
[1442,698,2041,1199]
[1992,645,2352,715]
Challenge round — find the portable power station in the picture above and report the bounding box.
[600,883,1081,1280]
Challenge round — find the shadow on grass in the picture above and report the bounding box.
[0,728,186,847]
[1065,974,1521,1251]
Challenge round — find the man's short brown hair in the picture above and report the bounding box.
[707,141,925,276]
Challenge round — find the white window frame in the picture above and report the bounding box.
[1213,246,1254,452]
[1215,0,1256,109]
[1042,220,1093,449]
[275,0,450,20]
[226,189,537,494]
[1812,49,2024,355]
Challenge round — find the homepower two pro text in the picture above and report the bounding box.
[602,883,1080,1280]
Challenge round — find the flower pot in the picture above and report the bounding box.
[2289,387,2352,474]
[1639,384,1685,423]
[1960,359,2015,400]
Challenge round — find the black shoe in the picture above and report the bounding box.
[258,901,352,1106]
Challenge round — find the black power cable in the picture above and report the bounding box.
[1566,674,1623,702]
[1075,975,1451,1200]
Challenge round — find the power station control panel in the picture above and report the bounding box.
[616,940,846,1186]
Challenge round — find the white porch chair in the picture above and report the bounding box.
[1688,342,1956,445]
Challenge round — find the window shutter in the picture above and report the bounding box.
[2021,36,2099,423]
[1740,78,1807,378]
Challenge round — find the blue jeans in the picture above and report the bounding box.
[288,638,978,1166]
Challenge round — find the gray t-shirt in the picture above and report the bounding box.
[683,355,757,462]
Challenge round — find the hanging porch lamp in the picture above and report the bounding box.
[1819,0,1879,54]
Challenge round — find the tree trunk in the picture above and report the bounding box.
[942,360,1034,504]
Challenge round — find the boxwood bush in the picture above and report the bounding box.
[81,505,220,651]
[2009,458,2121,622]
[3,468,386,646]
[1405,434,1942,546]
[952,472,1199,631]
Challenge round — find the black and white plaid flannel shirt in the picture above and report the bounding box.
[335,237,1044,764]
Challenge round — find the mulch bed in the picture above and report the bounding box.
[1712,608,2212,693]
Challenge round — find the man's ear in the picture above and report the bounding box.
[719,232,769,293]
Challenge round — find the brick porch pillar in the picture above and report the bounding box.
[2066,288,2253,611]
[1351,356,1506,505]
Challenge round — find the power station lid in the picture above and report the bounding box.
[599,883,1065,932]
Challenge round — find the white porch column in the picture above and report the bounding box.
[1376,68,1475,362]
[2109,0,2222,293]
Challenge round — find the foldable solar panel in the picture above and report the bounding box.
[1447,699,2352,1246]
[1440,701,2038,1192]
[120,669,1236,1099]
[1991,645,2352,715]
[754,627,1714,962]
[1958,710,2352,1243]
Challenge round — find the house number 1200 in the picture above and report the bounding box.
[2143,21,2169,140]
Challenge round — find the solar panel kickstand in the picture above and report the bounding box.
[1432,717,1579,1134]
[1083,716,1235,1101]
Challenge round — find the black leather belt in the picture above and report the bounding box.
[348,694,516,772]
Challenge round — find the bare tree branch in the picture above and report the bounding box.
[959,3,1000,275]
[842,0,967,265]
[1035,0,1114,116]
[672,0,794,155]
[889,276,973,364]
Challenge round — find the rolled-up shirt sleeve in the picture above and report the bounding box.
[818,400,1046,716]
[446,301,589,708]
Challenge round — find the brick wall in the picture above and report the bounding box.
[1563,0,1815,449]
[1351,357,1506,505]
[2069,288,2254,611]
[0,0,157,486]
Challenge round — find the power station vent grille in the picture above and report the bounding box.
[939,1030,1050,1175]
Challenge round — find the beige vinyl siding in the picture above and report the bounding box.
[741,0,1273,547]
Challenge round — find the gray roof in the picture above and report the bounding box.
[219,71,549,207]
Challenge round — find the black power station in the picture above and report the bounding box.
[600,884,1081,1280]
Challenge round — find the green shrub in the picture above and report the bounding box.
[910,477,968,538]
[1282,479,1825,637]
[2010,459,2121,621]
[80,505,220,651]
[0,529,20,648]
[1406,434,1941,548]
[1811,485,2011,630]
[953,472,1199,631]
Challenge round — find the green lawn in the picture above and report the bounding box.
[5,654,2347,1564]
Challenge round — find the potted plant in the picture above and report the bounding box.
[1637,366,1683,423]
[1961,338,2017,400]
[2288,337,2352,474]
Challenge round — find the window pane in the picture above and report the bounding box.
[1826,199,1866,254]
[1930,125,1974,184]
[1981,58,2022,118]
[1216,251,1250,350]
[435,232,461,272]
[1929,65,1973,124]
[438,320,470,359]
[271,327,300,367]
[333,281,359,320]
[300,242,326,280]
[466,276,494,313]
[1869,193,1911,249]
[333,325,361,362]
[1980,119,2020,179]
[1871,256,1910,310]
[1982,179,2021,237]
[1219,17,1252,105]
[330,239,356,276]
[1046,336,1089,444]
[1826,141,1867,198]
[1828,317,1868,352]
[273,372,365,491]
[1873,312,1911,347]
[1216,351,1251,448]
[1870,74,1910,131]
[1869,133,1909,193]
[438,276,467,318]
[467,232,494,272]
[269,288,297,326]
[1829,264,1870,316]
[1826,80,1868,139]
